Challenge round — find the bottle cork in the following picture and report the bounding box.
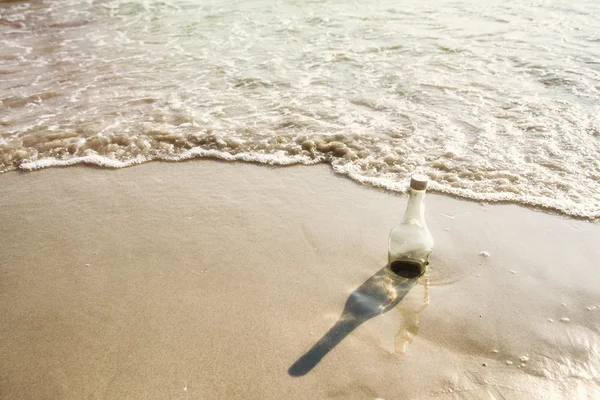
[410,174,429,191]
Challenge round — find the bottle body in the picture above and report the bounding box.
[388,181,433,278]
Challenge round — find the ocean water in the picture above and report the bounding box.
[1,0,599,218]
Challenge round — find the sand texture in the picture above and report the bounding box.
[1,161,599,399]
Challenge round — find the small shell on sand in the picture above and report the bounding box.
[479,251,490,257]
[506,360,513,365]
[559,317,570,323]
[509,270,517,274]
[519,355,529,362]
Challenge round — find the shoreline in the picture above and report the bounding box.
[1,160,599,399]
[8,156,598,221]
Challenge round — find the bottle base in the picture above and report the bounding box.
[389,259,427,278]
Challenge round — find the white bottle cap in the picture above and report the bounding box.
[410,174,429,191]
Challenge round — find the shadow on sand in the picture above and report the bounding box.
[289,266,417,377]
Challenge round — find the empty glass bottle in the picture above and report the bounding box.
[388,175,434,278]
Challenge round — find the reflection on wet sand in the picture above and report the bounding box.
[394,278,430,355]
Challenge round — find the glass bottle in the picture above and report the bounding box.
[388,175,434,278]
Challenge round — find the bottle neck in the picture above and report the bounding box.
[402,188,426,224]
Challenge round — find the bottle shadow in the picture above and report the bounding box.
[288,266,417,377]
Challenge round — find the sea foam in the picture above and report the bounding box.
[2,0,600,219]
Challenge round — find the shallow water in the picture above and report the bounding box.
[1,0,599,218]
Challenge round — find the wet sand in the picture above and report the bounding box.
[1,161,599,399]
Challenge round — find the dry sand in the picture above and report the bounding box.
[1,160,599,399]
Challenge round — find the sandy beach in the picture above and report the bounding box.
[1,160,599,399]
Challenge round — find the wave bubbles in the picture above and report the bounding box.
[1,0,600,218]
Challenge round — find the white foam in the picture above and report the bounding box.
[20,155,147,170]
[18,149,324,172]
[2,0,600,220]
